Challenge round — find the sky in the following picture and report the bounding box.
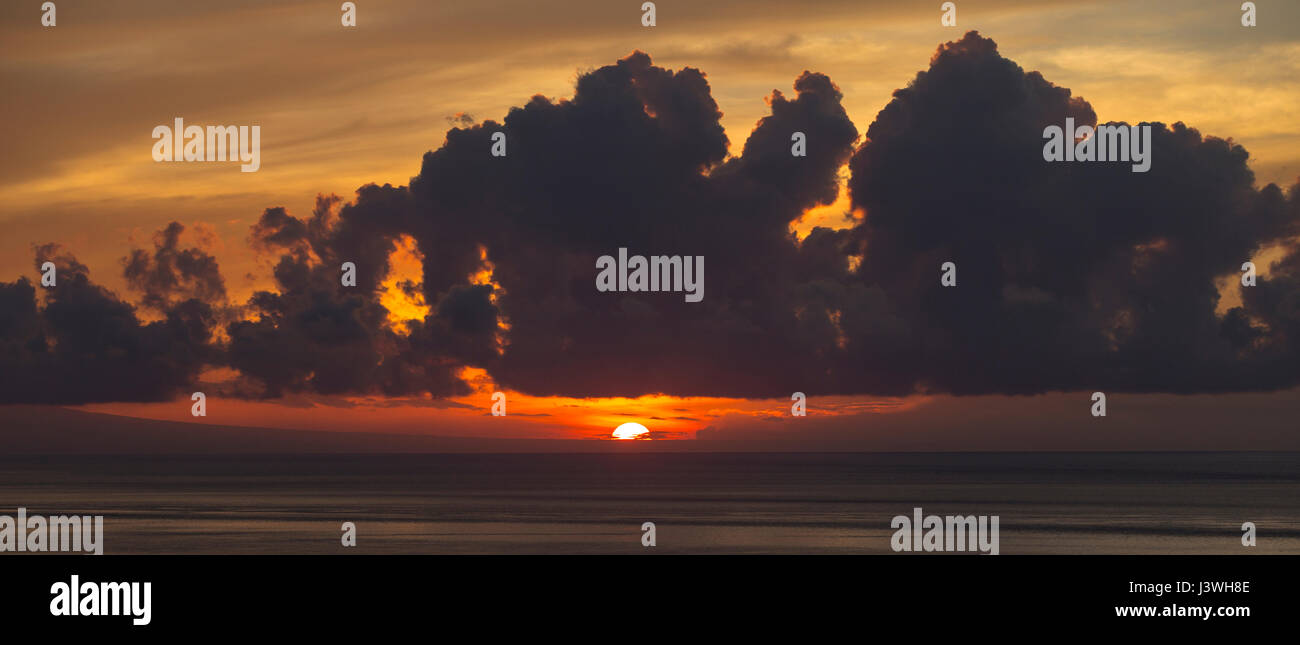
[1,0,1299,446]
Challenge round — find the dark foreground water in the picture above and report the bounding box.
[0,452,1296,554]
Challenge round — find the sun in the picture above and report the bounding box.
[612,422,650,440]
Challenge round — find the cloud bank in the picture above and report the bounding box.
[3,32,1298,404]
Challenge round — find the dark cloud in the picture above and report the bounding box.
[34,242,89,278]
[445,113,476,127]
[844,31,1300,395]
[2,34,1299,404]
[400,52,860,397]
[0,261,215,405]
[123,221,226,312]
[227,191,474,399]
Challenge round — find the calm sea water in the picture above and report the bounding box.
[0,452,1296,554]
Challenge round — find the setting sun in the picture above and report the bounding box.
[612,422,650,440]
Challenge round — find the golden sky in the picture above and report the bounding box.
[3,0,1299,441]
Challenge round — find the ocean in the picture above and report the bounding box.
[1,452,1296,554]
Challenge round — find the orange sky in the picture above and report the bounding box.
[5,1,1300,441]
[77,379,922,441]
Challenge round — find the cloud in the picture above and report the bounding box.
[2,33,1299,404]
[123,221,227,312]
[0,253,215,405]
[226,190,477,399]
[395,52,863,398]
[844,31,1300,394]
[34,242,89,278]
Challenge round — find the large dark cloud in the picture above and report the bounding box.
[0,243,215,404]
[844,32,1300,394]
[2,32,1299,404]
[399,52,861,397]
